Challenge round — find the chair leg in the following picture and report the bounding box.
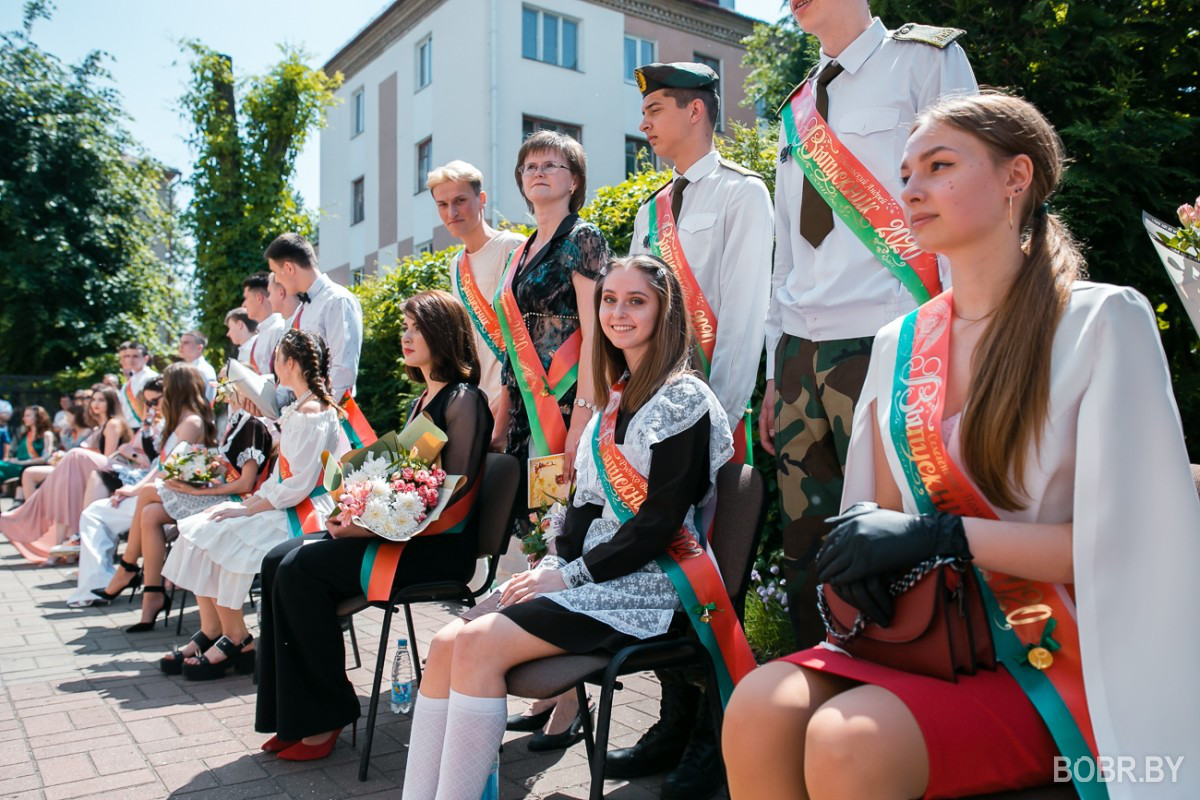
[174,588,188,636]
[358,603,395,782]
[575,682,595,762]
[589,674,619,800]
[404,603,422,686]
[346,616,362,670]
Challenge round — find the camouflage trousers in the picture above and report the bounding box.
[773,333,874,648]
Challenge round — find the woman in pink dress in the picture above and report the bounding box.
[0,385,131,563]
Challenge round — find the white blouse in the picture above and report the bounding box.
[254,403,340,510]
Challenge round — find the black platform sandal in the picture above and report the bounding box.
[91,558,142,603]
[159,631,218,676]
[182,634,255,682]
[125,585,172,633]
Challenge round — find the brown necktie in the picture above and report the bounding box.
[671,176,689,224]
[800,61,845,249]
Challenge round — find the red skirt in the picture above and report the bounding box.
[781,645,1059,799]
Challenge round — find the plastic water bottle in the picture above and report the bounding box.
[480,750,499,800]
[390,638,414,714]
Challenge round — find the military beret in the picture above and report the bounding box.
[635,62,719,96]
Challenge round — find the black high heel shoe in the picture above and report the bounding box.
[92,558,142,603]
[507,705,554,732]
[160,631,218,676]
[182,634,255,681]
[125,585,172,633]
[526,701,593,752]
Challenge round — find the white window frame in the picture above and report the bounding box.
[415,137,433,193]
[350,265,365,286]
[625,137,656,176]
[351,87,365,138]
[416,35,433,91]
[693,52,723,131]
[351,177,365,225]
[522,115,582,143]
[522,5,580,71]
[416,240,434,256]
[623,35,655,84]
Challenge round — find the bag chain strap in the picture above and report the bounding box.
[817,556,965,645]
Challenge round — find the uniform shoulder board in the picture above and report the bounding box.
[647,179,672,201]
[891,23,966,49]
[717,157,762,180]
[775,74,811,116]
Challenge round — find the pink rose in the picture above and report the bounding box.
[402,467,414,480]
[1179,204,1199,227]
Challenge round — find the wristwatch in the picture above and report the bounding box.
[574,398,598,413]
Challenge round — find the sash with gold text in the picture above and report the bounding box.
[123,380,144,427]
[455,250,506,362]
[592,379,756,705]
[782,81,941,303]
[339,391,378,450]
[889,291,1104,800]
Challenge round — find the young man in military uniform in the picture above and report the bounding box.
[608,61,773,800]
[760,0,977,646]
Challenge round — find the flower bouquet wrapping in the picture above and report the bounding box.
[521,501,567,564]
[1143,201,1200,337]
[324,415,465,542]
[162,441,232,487]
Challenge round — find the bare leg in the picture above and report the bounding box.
[723,662,857,800]
[134,492,171,625]
[805,685,929,800]
[82,471,110,506]
[541,689,580,735]
[421,618,467,700]
[21,466,51,500]
[162,595,222,664]
[186,603,255,668]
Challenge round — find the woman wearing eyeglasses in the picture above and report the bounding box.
[496,130,610,748]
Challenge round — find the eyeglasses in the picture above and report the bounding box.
[519,162,570,177]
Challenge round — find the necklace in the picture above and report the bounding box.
[953,309,996,324]
[294,389,314,406]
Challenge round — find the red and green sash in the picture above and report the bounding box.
[494,238,581,457]
[889,291,1104,799]
[455,249,506,362]
[592,380,756,706]
[339,391,377,449]
[357,478,481,602]
[782,80,941,303]
[647,185,754,466]
[123,380,144,426]
[291,305,304,330]
[279,452,330,538]
[249,350,259,373]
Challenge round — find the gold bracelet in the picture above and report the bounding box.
[574,398,598,413]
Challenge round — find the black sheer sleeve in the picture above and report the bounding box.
[577,413,711,584]
[438,385,494,506]
[557,501,603,563]
[567,222,610,281]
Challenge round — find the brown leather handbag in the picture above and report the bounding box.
[817,557,996,682]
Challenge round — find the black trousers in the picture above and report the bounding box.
[253,532,476,740]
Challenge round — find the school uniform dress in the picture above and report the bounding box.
[784,284,1200,799]
[156,411,272,520]
[254,382,491,742]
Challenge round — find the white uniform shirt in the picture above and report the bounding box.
[448,230,526,407]
[188,356,218,403]
[284,273,364,400]
[765,17,977,372]
[630,150,774,424]
[237,338,255,364]
[250,313,285,374]
[118,366,159,429]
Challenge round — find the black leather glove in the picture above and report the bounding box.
[816,502,971,586]
[832,574,894,627]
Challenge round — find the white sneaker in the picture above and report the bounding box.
[49,539,81,555]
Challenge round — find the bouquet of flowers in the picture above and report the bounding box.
[521,501,567,563]
[1161,198,1200,256]
[336,446,454,541]
[1143,198,1200,337]
[162,442,226,486]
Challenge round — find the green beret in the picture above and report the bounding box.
[635,62,719,96]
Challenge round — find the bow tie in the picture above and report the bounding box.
[297,291,311,303]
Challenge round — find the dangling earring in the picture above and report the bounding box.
[1008,195,1014,230]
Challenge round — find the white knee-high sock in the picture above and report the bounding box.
[433,690,507,800]
[402,693,449,800]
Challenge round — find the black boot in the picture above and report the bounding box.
[660,698,724,800]
[604,672,699,779]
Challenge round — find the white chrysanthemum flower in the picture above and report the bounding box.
[394,492,425,518]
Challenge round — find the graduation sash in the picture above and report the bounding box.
[291,304,305,330]
[782,80,942,303]
[889,291,1103,799]
[592,379,756,706]
[455,249,506,362]
[123,380,144,426]
[357,478,481,602]
[279,452,329,538]
[647,185,755,466]
[339,391,378,449]
[494,238,582,457]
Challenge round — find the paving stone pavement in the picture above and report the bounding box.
[0,501,709,800]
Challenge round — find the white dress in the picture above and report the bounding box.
[163,403,340,609]
[842,282,1200,798]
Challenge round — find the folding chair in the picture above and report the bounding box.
[344,452,521,781]
[503,462,765,800]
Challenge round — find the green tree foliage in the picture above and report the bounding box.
[0,1,187,374]
[182,42,341,347]
[741,2,1200,454]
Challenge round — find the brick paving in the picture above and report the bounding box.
[0,498,681,800]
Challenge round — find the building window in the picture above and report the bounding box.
[623,36,655,83]
[416,240,434,256]
[351,88,365,137]
[522,115,582,142]
[350,266,365,286]
[351,177,365,225]
[522,6,579,70]
[415,137,433,192]
[693,52,722,130]
[416,36,432,90]
[625,137,656,176]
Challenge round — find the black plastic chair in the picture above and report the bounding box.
[503,462,765,800]
[342,452,521,781]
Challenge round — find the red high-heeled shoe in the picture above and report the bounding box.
[276,727,346,761]
[260,735,299,753]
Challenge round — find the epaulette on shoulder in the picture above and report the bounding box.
[890,23,966,48]
[775,70,814,116]
[717,157,762,180]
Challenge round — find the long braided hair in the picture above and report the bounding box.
[276,329,343,414]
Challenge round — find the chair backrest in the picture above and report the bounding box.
[475,452,521,561]
[708,463,766,605]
